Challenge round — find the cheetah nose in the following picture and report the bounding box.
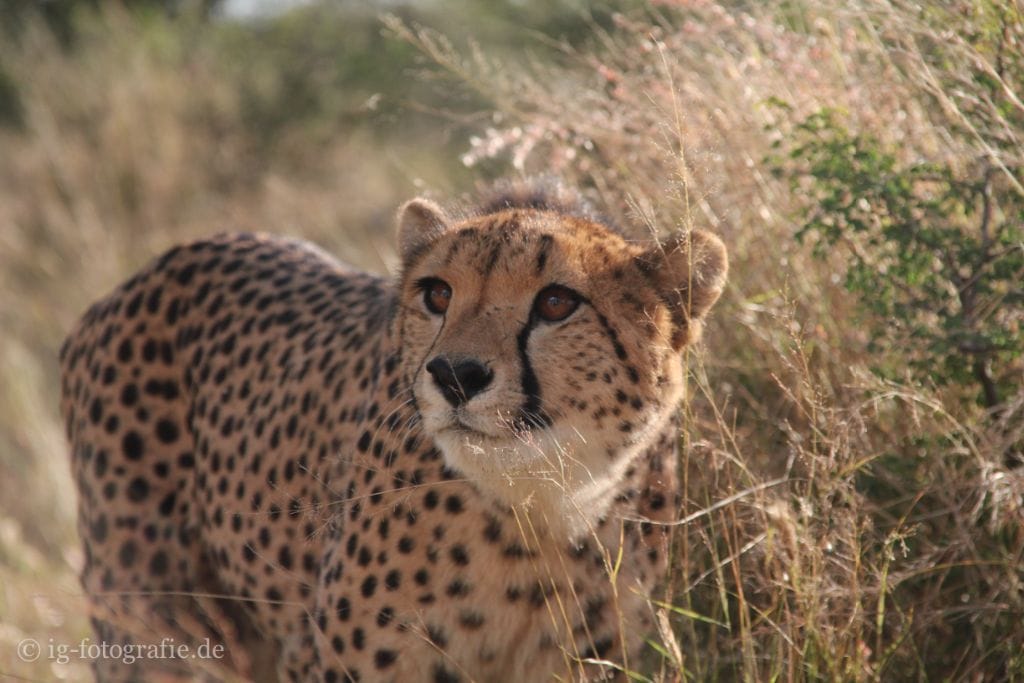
[426,356,494,407]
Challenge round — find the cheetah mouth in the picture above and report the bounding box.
[440,417,553,450]
[431,406,553,446]
[443,419,496,439]
[434,413,519,443]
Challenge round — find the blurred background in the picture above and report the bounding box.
[0,0,1021,680]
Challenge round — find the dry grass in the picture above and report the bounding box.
[390,1,1023,679]
[1,1,1022,681]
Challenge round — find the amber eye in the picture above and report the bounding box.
[420,278,452,315]
[534,285,580,322]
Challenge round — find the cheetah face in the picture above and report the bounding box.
[395,198,726,536]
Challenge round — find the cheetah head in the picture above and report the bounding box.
[395,193,727,539]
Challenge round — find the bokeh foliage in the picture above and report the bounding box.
[778,106,1022,409]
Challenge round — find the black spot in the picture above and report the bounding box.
[583,636,614,659]
[459,610,485,630]
[504,543,529,559]
[483,516,502,542]
[117,339,133,362]
[303,552,317,573]
[126,477,149,502]
[434,665,461,683]
[89,397,103,424]
[444,495,464,514]
[426,624,448,647]
[158,491,177,516]
[376,607,394,627]
[165,298,181,325]
[450,545,469,566]
[120,384,139,407]
[535,235,553,274]
[374,649,398,669]
[146,287,162,314]
[155,419,179,444]
[278,546,293,570]
[596,313,628,361]
[104,415,120,434]
[242,544,256,563]
[446,579,471,597]
[530,582,554,607]
[93,449,108,477]
[149,551,169,576]
[122,431,144,461]
[336,596,351,621]
[125,292,143,318]
[176,262,198,285]
[584,596,606,627]
[118,540,137,568]
[90,515,108,543]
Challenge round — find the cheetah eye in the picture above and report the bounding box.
[534,285,580,323]
[418,278,452,315]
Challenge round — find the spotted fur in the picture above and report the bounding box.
[60,185,727,682]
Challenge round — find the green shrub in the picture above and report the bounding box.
[775,105,1022,410]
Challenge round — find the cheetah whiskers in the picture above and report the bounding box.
[368,389,417,445]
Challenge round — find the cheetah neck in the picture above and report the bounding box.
[502,452,644,542]
[433,412,674,543]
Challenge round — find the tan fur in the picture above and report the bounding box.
[60,187,726,682]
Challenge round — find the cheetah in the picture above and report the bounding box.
[60,182,727,682]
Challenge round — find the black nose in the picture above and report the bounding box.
[425,356,493,407]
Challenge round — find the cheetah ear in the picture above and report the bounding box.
[398,198,451,264]
[635,229,728,350]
